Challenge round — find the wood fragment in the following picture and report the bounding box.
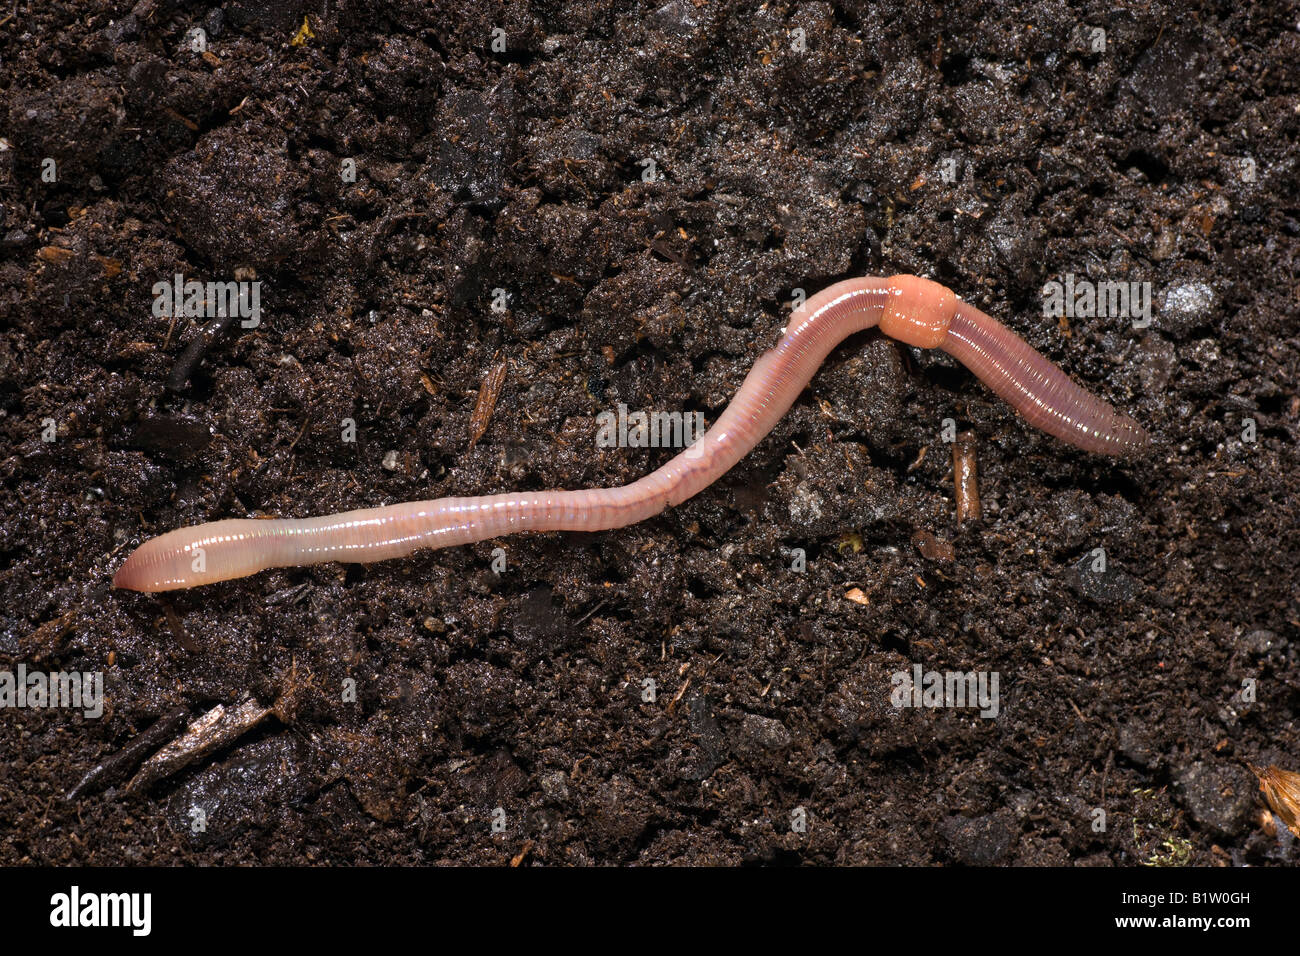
[510,840,534,867]
[93,254,122,278]
[37,245,73,264]
[163,603,201,653]
[667,676,691,713]
[67,706,189,800]
[164,107,199,131]
[911,529,955,562]
[124,699,272,795]
[953,430,981,525]
[468,357,507,448]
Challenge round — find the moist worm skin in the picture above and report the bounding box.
[114,275,1149,592]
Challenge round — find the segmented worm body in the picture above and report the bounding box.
[114,275,1148,592]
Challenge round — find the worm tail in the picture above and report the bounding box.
[940,301,1149,456]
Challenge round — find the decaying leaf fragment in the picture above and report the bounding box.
[1248,763,1300,838]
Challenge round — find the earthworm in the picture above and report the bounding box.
[113,275,1149,592]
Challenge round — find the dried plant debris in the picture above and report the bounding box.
[1248,764,1300,839]
[125,700,273,796]
[67,706,190,800]
[468,357,508,447]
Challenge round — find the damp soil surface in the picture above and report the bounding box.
[1,1,1298,865]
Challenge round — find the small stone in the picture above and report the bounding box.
[103,14,140,43]
[1173,762,1255,837]
[540,771,570,802]
[1119,722,1157,768]
[738,713,792,752]
[938,810,1017,865]
[1239,629,1280,656]
[1160,282,1218,337]
[1065,552,1138,603]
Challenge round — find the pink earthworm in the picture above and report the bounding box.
[113,275,1148,592]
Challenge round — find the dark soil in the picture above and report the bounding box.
[1,0,1297,865]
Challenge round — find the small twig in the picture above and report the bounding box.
[953,430,981,525]
[67,706,190,800]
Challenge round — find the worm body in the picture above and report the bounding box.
[114,275,1148,592]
